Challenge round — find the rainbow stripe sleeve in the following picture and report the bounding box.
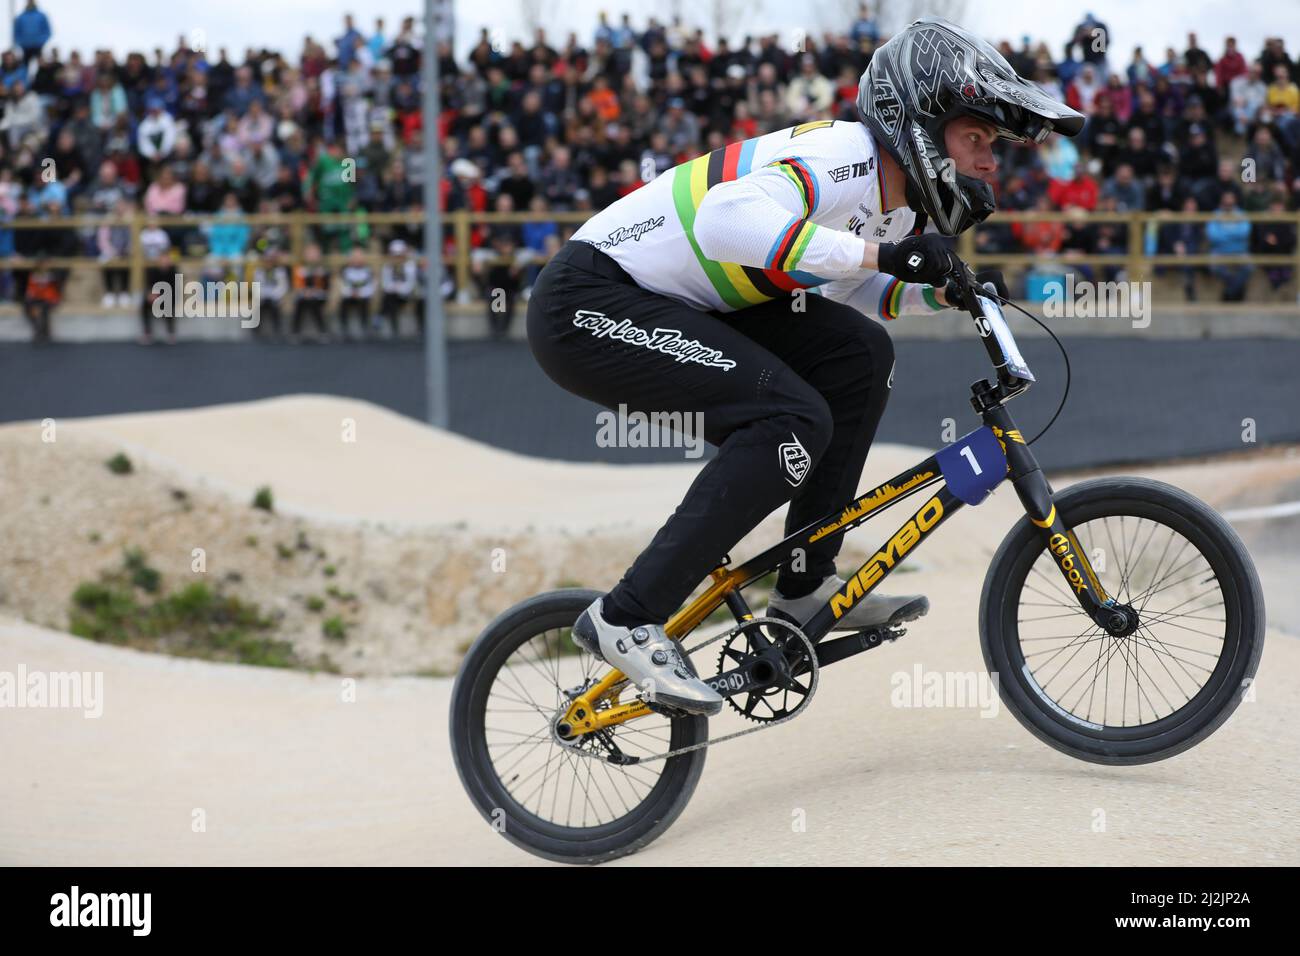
[674,141,841,309]
[765,158,820,217]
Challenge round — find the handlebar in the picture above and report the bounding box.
[942,253,1035,396]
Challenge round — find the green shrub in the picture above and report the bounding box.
[252,486,274,511]
[208,630,296,668]
[305,595,325,612]
[68,569,284,668]
[106,453,133,475]
[123,548,161,593]
[160,582,216,622]
[310,653,341,674]
[72,582,115,610]
[69,582,140,644]
[322,616,348,641]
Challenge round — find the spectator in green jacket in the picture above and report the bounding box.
[305,139,356,252]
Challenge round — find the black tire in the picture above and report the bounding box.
[980,477,1265,765]
[449,589,708,864]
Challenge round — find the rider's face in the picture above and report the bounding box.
[945,117,999,184]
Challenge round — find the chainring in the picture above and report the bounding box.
[716,617,817,722]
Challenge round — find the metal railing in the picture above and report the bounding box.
[0,212,439,293]
[437,209,1300,296]
[954,210,1300,278]
[1,209,1297,306]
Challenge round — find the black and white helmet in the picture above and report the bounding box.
[857,17,1085,235]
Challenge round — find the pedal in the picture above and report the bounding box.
[645,700,691,719]
[834,624,904,645]
[815,625,905,667]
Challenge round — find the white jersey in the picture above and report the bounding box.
[571,119,947,320]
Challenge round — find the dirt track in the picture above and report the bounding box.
[1,397,1296,865]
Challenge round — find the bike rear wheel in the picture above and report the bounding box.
[980,477,1265,765]
[449,589,708,864]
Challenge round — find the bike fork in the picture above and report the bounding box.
[985,408,1124,632]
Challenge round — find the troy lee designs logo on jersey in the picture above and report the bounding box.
[591,215,666,250]
[572,310,737,370]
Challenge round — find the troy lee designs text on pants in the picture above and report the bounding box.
[572,310,737,370]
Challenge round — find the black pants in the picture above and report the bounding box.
[256,299,283,336]
[102,268,128,294]
[484,267,521,339]
[25,300,52,343]
[141,298,175,337]
[380,292,411,332]
[526,240,895,625]
[339,298,370,335]
[294,298,328,336]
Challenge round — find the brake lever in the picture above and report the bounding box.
[946,261,981,316]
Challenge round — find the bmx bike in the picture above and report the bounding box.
[449,256,1266,864]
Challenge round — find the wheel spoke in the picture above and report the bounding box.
[1013,508,1235,732]
[469,620,684,831]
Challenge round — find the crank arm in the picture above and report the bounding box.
[814,626,904,668]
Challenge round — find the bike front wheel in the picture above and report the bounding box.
[980,477,1265,765]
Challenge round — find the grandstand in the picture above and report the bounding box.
[1,4,1298,343]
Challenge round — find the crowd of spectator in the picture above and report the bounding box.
[1,2,440,341]
[3,3,1299,343]
[440,7,1300,305]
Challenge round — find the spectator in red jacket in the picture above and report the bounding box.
[444,157,488,250]
[1065,63,1102,113]
[1215,36,1248,91]
[1048,164,1100,211]
[1012,195,1066,254]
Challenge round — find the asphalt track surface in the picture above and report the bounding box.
[2,336,1297,470]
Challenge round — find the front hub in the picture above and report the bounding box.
[1101,603,1140,638]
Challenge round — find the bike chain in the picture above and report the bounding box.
[574,615,820,765]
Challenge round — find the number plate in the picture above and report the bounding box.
[936,426,1009,505]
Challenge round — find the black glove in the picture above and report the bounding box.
[876,234,957,287]
[945,269,1010,309]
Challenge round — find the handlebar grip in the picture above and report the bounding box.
[943,258,980,314]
